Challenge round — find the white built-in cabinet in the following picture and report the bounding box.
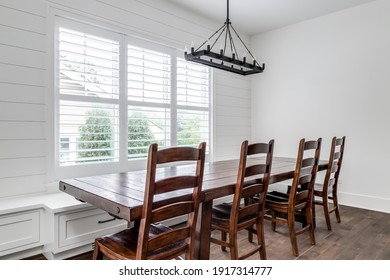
[0,193,127,260]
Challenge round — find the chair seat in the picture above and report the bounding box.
[265,190,307,211]
[96,223,187,260]
[212,202,257,227]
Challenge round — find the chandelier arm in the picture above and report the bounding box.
[195,23,226,52]
[230,24,259,65]
[210,24,227,51]
[227,25,235,56]
[224,23,230,55]
[228,25,240,60]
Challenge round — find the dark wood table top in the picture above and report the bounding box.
[59,156,327,222]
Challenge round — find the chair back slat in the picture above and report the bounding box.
[238,203,259,221]
[241,183,264,198]
[304,140,320,150]
[247,143,270,155]
[333,151,341,160]
[327,178,336,188]
[245,164,267,178]
[330,162,339,173]
[157,147,202,164]
[298,174,312,185]
[302,157,315,168]
[154,176,197,194]
[147,227,190,253]
[295,190,309,203]
[151,201,194,223]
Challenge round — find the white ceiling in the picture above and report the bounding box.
[165,0,376,36]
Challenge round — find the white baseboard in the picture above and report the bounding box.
[339,191,390,213]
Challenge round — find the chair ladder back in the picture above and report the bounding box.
[323,136,345,194]
[289,138,322,206]
[231,140,274,226]
[136,142,206,260]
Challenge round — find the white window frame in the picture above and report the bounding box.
[50,16,212,181]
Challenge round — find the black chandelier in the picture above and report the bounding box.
[184,0,265,75]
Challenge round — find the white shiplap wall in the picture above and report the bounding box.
[0,0,47,198]
[0,0,252,198]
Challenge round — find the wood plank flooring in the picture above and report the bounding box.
[25,205,390,260]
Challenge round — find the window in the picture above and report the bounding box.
[55,19,211,178]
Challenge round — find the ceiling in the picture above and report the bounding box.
[165,0,376,36]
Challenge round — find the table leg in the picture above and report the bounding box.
[197,200,212,260]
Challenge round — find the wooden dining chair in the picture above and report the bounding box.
[210,139,274,260]
[265,138,321,257]
[92,142,206,260]
[314,136,346,230]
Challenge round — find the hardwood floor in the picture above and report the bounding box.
[25,205,390,260]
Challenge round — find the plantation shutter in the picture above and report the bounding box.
[176,58,210,149]
[58,27,120,166]
[127,45,172,158]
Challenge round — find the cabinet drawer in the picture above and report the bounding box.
[0,211,40,253]
[58,208,126,248]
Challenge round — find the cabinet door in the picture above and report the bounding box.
[0,211,40,253]
[58,208,126,248]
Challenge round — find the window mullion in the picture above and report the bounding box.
[119,35,128,170]
[171,50,178,147]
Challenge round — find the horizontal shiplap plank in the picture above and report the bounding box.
[0,5,45,34]
[216,94,251,109]
[216,105,251,118]
[215,145,242,159]
[0,0,46,16]
[0,44,45,69]
[216,136,248,148]
[0,157,46,178]
[0,25,45,51]
[216,73,251,91]
[0,64,44,86]
[0,103,45,122]
[0,83,44,104]
[0,175,46,198]
[216,84,251,99]
[216,115,251,126]
[216,125,251,137]
[0,140,46,159]
[0,122,45,140]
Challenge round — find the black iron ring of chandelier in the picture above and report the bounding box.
[185,0,265,75]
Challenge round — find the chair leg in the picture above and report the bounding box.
[332,190,341,223]
[271,212,276,231]
[287,212,299,257]
[92,240,103,260]
[322,195,332,231]
[306,207,316,246]
[256,220,267,260]
[248,225,254,243]
[221,231,227,251]
[229,231,238,260]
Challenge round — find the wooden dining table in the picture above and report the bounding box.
[59,156,327,259]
